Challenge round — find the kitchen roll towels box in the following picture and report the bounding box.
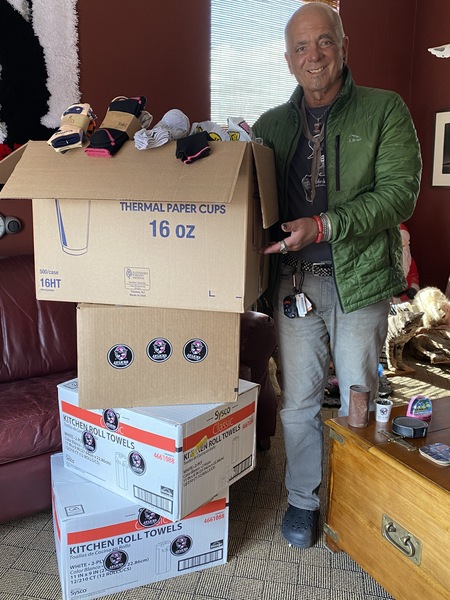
[58,378,258,520]
[51,453,229,600]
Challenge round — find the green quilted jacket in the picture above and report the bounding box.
[253,68,422,313]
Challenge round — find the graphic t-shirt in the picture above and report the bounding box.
[287,106,332,263]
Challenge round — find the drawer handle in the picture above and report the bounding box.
[383,523,415,557]
[381,515,422,565]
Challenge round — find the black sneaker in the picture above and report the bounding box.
[282,505,319,548]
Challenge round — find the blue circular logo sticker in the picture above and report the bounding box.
[147,338,173,363]
[103,408,120,431]
[183,339,208,363]
[128,451,146,475]
[107,344,134,369]
[138,508,162,528]
[82,431,96,453]
[104,550,128,572]
[171,535,192,556]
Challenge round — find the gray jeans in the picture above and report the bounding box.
[274,263,389,510]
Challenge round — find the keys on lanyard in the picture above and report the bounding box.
[283,271,313,318]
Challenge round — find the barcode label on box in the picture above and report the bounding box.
[133,485,174,513]
[178,548,224,571]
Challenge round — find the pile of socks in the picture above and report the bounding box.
[47,103,96,153]
[48,101,259,158]
[85,96,151,157]
[133,110,258,154]
[134,109,190,150]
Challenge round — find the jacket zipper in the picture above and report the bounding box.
[335,134,341,191]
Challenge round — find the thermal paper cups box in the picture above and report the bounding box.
[51,453,229,600]
[58,378,258,520]
[0,140,278,312]
[76,302,241,408]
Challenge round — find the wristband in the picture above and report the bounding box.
[319,212,332,242]
[312,215,323,243]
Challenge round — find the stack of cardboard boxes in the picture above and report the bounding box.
[0,139,278,599]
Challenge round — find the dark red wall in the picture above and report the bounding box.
[409,0,450,291]
[1,0,449,292]
[341,0,450,291]
[77,0,210,126]
[340,0,416,104]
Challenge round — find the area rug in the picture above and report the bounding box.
[0,0,80,149]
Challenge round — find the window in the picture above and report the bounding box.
[211,0,340,126]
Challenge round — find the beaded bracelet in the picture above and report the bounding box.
[312,215,323,243]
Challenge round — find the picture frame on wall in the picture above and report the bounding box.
[432,109,450,187]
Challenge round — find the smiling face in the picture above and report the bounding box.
[284,4,348,107]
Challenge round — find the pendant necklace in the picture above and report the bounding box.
[300,97,335,203]
[300,92,342,203]
[304,103,333,135]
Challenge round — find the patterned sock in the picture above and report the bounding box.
[85,96,147,157]
[47,103,96,153]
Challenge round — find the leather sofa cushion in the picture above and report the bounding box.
[0,255,77,383]
[0,369,76,465]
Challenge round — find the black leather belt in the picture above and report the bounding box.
[282,255,333,277]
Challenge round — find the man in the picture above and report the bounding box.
[253,2,421,549]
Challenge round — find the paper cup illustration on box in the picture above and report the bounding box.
[55,199,91,255]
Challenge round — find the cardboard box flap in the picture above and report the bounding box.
[252,143,279,229]
[0,143,27,187]
[0,140,249,205]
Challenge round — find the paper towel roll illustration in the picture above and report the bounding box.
[156,541,171,574]
[55,198,91,255]
[115,452,128,490]
[232,436,239,463]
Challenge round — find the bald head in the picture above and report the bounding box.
[285,2,345,48]
[284,1,348,106]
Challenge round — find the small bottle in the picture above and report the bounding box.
[348,385,371,428]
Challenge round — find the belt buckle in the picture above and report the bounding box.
[312,262,328,276]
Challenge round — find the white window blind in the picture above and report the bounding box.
[211,0,340,126]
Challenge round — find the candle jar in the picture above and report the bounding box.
[348,384,371,428]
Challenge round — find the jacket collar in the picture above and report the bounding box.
[289,65,354,115]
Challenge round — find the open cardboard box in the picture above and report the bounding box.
[0,144,27,184]
[0,140,278,312]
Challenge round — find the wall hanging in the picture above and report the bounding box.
[432,109,450,187]
[0,0,80,156]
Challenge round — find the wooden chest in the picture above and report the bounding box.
[325,396,450,600]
